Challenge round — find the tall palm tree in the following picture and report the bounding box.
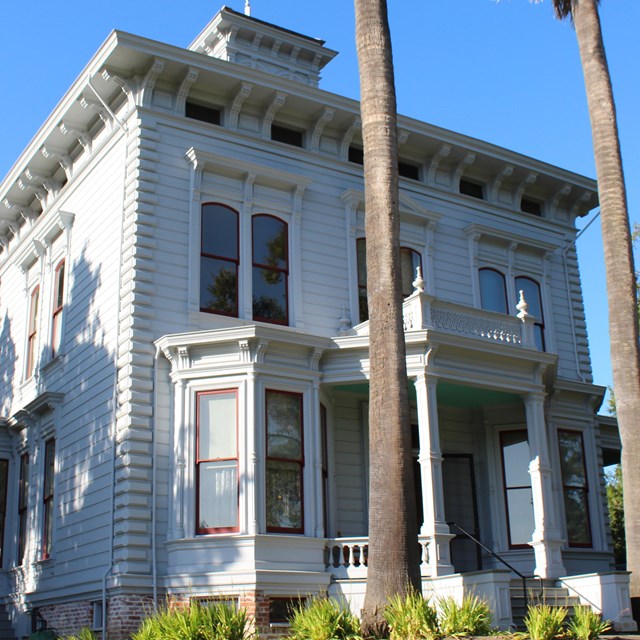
[549,0,640,611]
[353,0,421,633]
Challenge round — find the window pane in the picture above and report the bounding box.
[506,487,535,546]
[0,460,7,566]
[202,204,238,259]
[198,392,237,460]
[198,461,238,530]
[563,487,592,546]
[515,277,543,321]
[44,440,55,498]
[252,267,286,322]
[400,248,421,297]
[502,431,531,487]
[558,431,587,488]
[266,392,302,459]
[266,460,302,530]
[200,257,238,315]
[54,262,65,309]
[357,239,367,287]
[479,269,507,314]
[253,216,287,269]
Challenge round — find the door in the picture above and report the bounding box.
[442,454,482,573]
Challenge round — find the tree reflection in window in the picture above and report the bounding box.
[253,215,288,324]
[557,430,592,547]
[266,390,303,533]
[200,204,239,316]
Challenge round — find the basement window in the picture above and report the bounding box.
[186,101,221,126]
[269,597,305,625]
[271,124,303,147]
[459,178,485,199]
[520,197,543,216]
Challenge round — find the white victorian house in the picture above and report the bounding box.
[0,7,634,639]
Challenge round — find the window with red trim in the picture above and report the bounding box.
[26,286,40,377]
[51,260,65,358]
[557,430,592,547]
[266,390,303,533]
[0,459,7,567]
[200,204,239,317]
[500,430,534,548]
[18,453,29,565]
[196,390,239,534]
[42,439,55,559]
[252,215,289,325]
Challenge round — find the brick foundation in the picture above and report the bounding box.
[106,594,155,640]
[38,600,93,637]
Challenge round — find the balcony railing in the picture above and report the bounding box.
[325,536,432,579]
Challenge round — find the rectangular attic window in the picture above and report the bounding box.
[186,101,221,126]
[459,178,484,200]
[271,124,303,147]
[398,161,420,180]
[348,145,364,165]
[521,197,543,216]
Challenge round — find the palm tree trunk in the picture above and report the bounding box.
[353,0,421,633]
[571,0,640,607]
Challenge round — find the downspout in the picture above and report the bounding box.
[562,208,601,383]
[87,73,129,640]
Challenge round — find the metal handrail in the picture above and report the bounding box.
[447,521,543,610]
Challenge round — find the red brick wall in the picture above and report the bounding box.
[106,594,155,639]
[38,600,93,637]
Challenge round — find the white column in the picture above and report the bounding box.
[525,391,566,578]
[245,372,258,535]
[414,374,454,576]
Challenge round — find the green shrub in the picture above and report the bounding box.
[437,595,494,637]
[132,601,254,640]
[288,597,361,640]
[567,605,611,640]
[523,604,567,640]
[384,590,440,640]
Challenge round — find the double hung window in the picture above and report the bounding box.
[557,430,592,547]
[479,268,508,314]
[26,286,40,377]
[515,276,545,351]
[196,390,239,534]
[0,460,7,567]
[42,439,56,559]
[51,261,65,358]
[18,453,29,564]
[266,390,304,533]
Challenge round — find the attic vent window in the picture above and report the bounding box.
[399,161,420,181]
[271,124,303,147]
[521,197,542,216]
[348,146,364,165]
[459,179,484,199]
[186,102,221,126]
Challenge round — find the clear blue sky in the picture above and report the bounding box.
[2,1,638,406]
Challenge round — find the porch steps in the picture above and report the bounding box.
[0,604,15,640]
[510,580,581,630]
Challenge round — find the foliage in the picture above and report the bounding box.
[384,590,440,640]
[132,601,254,640]
[288,596,362,640]
[567,605,611,640]
[605,464,626,567]
[523,604,567,640]
[437,595,494,637]
[60,630,97,640]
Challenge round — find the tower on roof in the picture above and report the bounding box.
[189,6,337,87]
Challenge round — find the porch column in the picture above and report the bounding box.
[414,374,454,576]
[524,391,566,578]
[245,371,258,535]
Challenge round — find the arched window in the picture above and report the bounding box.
[357,239,423,322]
[252,215,288,325]
[51,260,65,358]
[479,268,508,314]
[26,285,40,377]
[515,276,545,351]
[200,204,239,316]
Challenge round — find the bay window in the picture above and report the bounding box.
[266,390,303,533]
[196,390,239,534]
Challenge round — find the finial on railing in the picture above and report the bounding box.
[516,289,530,320]
[338,307,352,335]
[412,266,425,294]
[244,0,251,16]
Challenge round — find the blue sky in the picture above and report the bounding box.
[1,0,637,405]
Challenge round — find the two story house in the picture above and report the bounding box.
[0,7,634,639]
